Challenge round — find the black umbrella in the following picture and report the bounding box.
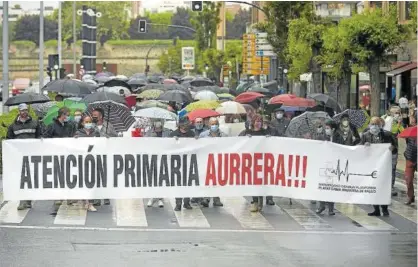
[87,101,135,133]
[104,79,131,90]
[95,76,112,84]
[42,79,93,96]
[189,79,214,87]
[130,73,147,79]
[164,84,187,91]
[82,92,126,105]
[140,84,166,92]
[308,93,341,113]
[158,90,193,103]
[4,93,50,106]
[127,78,147,87]
[147,75,163,84]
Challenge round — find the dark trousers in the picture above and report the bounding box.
[252,196,273,203]
[405,160,416,201]
[175,198,190,205]
[373,205,388,213]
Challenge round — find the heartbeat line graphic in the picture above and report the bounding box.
[320,160,378,182]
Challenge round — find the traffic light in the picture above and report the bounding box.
[191,1,203,11]
[138,20,147,33]
[48,54,59,68]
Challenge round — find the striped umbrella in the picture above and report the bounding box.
[87,100,136,133]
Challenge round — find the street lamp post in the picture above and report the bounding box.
[2,1,9,113]
[39,1,44,92]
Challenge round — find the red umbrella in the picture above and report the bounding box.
[163,79,178,85]
[235,92,265,104]
[269,94,315,107]
[398,126,417,139]
[187,109,220,121]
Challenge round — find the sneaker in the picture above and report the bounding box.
[201,199,209,208]
[104,199,111,205]
[316,207,325,215]
[368,211,381,216]
[266,199,275,205]
[328,210,335,216]
[391,191,398,197]
[147,199,154,207]
[158,200,164,208]
[213,200,223,207]
[174,204,181,211]
[382,209,390,217]
[249,203,258,212]
[86,204,97,212]
[17,203,26,210]
[183,203,192,210]
[26,201,32,209]
[257,198,264,212]
[93,200,101,206]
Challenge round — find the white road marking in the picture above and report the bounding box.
[389,199,417,223]
[0,201,30,224]
[280,200,332,230]
[113,199,148,227]
[335,204,397,231]
[54,201,87,225]
[222,197,274,229]
[169,199,210,228]
[0,224,409,234]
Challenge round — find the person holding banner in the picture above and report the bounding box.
[239,114,275,212]
[198,117,226,207]
[6,103,41,210]
[192,117,208,137]
[361,116,397,217]
[316,120,344,216]
[91,108,117,206]
[170,117,195,211]
[74,114,101,211]
[145,120,172,208]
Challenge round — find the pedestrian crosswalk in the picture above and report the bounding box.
[0,196,416,233]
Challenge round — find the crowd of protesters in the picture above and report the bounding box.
[5,97,417,217]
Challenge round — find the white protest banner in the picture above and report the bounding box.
[2,137,392,204]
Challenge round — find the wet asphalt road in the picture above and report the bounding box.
[0,228,416,267]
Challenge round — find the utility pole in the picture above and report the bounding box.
[58,1,62,68]
[39,1,44,92]
[72,1,77,74]
[2,1,9,114]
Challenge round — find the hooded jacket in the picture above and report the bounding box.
[44,118,76,138]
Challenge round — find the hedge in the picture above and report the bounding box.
[11,40,36,50]
[0,108,38,174]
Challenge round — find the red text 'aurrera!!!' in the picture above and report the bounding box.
[205,153,308,188]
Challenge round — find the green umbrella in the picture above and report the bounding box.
[43,99,87,125]
[138,89,164,100]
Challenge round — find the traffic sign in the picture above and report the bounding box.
[255,32,267,38]
[256,44,273,50]
[182,47,195,70]
[256,50,275,57]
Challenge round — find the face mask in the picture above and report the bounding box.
[210,125,219,132]
[233,119,239,123]
[370,125,380,135]
[195,123,203,130]
[317,127,323,133]
[92,117,99,123]
[64,116,70,122]
[325,128,332,136]
[254,122,262,129]
[74,116,81,123]
[276,113,283,119]
[84,123,93,130]
[342,120,349,127]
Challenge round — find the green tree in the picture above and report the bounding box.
[158,43,183,74]
[191,2,221,51]
[338,7,411,116]
[287,17,330,94]
[51,1,130,43]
